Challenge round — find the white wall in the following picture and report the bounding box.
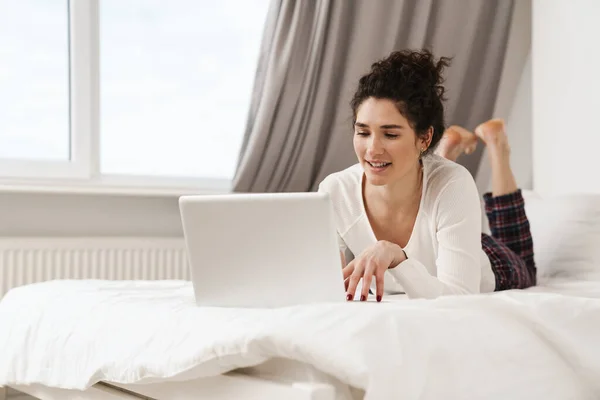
[505,54,532,190]
[533,0,600,195]
[476,0,532,194]
[0,192,183,237]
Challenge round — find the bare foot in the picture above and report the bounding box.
[435,125,478,162]
[474,119,510,162]
[474,118,517,196]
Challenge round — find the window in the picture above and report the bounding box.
[0,0,270,192]
[0,0,70,165]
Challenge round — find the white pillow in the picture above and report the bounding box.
[524,192,600,282]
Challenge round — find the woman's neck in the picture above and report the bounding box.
[364,161,423,215]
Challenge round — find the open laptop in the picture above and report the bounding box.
[179,192,346,308]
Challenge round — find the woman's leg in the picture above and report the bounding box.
[436,119,536,289]
[481,232,533,290]
[476,119,535,285]
[474,119,517,197]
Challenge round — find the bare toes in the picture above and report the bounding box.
[474,118,511,159]
[474,119,506,146]
[436,126,478,161]
[435,129,463,161]
[448,125,478,155]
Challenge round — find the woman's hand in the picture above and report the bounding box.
[343,240,407,302]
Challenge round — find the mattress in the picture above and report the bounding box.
[526,277,600,297]
[1,278,600,400]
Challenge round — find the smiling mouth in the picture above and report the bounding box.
[367,161,391,168]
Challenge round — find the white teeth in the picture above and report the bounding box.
[369,162,390,168]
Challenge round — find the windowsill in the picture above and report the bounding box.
[0,176,233,197]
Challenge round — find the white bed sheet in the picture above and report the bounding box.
[1,278,600,400]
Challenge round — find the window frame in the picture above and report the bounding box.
[0,0,236,195]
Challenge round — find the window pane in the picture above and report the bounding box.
[0,0,70,161]
[100,0,270,179]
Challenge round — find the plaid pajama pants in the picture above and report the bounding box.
[481,189,536,291]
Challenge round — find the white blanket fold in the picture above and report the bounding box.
[1,279,599,400]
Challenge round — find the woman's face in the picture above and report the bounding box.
[353,97,428,186]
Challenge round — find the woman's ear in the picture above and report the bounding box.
[419,127,434,150]
[426,127,433,147]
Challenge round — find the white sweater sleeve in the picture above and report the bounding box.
[387,174,483,299]
[317,179,350,257]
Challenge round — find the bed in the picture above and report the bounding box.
[1,191,599,400]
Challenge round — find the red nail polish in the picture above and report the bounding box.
[377,295,382,302]
[346,294,352,301]
[360,295,366,301]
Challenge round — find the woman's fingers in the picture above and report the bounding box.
[342,262,354,294]
[375,270,385,302]
[360,261,376,301]
[342,261,354,280]
[360,274,372,301]
[346,262,364,301]
[343,255,387,302]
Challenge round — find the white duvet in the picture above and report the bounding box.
[1,279,600,400]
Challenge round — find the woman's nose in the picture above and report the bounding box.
[367,137,384,155]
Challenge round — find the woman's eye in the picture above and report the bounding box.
[356,131,369,136]
[385,133,399,138]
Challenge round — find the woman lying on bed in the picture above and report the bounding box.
[318,49,536,301]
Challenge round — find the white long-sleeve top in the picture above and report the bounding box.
[318,154,496,299]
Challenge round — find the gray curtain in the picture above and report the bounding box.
[233,0,515,193]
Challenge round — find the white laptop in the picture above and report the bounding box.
[179,192,346,308]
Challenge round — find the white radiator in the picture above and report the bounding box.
[0,237,189,298]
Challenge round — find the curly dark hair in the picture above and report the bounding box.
[350,49,452,155]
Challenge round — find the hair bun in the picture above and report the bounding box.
[371,49,451,101]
